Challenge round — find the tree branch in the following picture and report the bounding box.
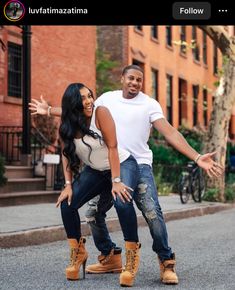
[199,25,235,60]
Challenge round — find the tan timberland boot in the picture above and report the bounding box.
[66,237,88,280]
[86,247,122,273]
[158,253,178,284]
[119,241,141,287]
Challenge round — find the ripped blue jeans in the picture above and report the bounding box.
[61,155,139,246]
[85,164,173,261]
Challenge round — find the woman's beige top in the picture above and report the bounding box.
[74,106,130,171]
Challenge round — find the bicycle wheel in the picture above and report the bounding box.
[179,173,190,204]
[192,168,205,202]
[199,170,205,200]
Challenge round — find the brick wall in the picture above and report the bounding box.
[0,26,96,127]
[128,26,223,128]
[97,25,223,129]
[97,26,128,87]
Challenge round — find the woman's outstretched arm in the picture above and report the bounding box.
[29,95,62,117]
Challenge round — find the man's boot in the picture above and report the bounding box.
[86,247,122,273]
[119,241,141,287]
[66,237,88,280]
[158,253,178,284]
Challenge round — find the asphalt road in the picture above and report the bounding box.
[1,208,235,290]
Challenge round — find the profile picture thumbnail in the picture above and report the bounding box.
[4,0,25,21]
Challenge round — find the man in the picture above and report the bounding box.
[12,3,19,17]
[29,65,222,285]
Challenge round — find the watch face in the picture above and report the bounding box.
[113,177,121,183]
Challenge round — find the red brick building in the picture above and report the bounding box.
[97,25,235,138]
[0,26,96,127]
[0,25,234,137]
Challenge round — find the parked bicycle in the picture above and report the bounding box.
[178,161,205,204]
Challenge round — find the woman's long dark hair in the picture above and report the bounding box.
[59,83,100,174]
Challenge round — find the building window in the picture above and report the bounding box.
[203,89,208,126]
[180,26,186,53]
[8,42,22,98]
[213,44,218,74]
[192,26,200,61]
[151,69,158,99]
[132,59,144,71]
[166,74,173,124]
[151,26,158,39]
[178,78,187,126]
[135,26,143,32]
[202,32,207,65]
[166,26,172,46]
[192,85,199,126]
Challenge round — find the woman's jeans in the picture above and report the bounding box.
[85,164,172,260]
[61,155,139,244]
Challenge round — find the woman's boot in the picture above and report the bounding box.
[66,237,88,280]
[119,241,141,287]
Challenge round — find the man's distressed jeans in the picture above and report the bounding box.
[85,164,173,260]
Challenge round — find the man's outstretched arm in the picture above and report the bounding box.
[153,118,224,178]
[29,95,62,117]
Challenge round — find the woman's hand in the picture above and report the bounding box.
[111,182,133,203]
[56,185,73,207]
[29,95,49,115]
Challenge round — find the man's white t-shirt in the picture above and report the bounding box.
[95,90,164,166]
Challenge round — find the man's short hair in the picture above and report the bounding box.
[122,65,144,76]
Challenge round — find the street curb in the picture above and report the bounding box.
[0,203,234,248]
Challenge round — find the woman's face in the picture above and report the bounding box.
[80,87,94,118]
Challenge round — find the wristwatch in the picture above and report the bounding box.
[64,180,72,187]
[112,177,121,183]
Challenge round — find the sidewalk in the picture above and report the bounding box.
[0,194,234,248]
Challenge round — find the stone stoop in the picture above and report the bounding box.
[5,166,34,179]
[0,166,60,206]
[0,178,46,193]
[0,190,60,206]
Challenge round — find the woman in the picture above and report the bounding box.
[51,83,140,286]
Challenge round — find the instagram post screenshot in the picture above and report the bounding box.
[0,0,234,289]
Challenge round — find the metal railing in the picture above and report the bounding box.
[0,126,64,190]
[0,126,22,163]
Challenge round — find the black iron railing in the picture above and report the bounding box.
[0,126,22,163]
[0,126,64,190]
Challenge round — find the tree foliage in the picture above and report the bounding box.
[96,49,120,97]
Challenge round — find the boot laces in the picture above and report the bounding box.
[125,249,136,273]
[99,249,114,264]
[69,248,79,266]
[165,263,175,272]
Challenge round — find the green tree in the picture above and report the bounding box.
[96,49,120,96]
[199,26,235,201]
